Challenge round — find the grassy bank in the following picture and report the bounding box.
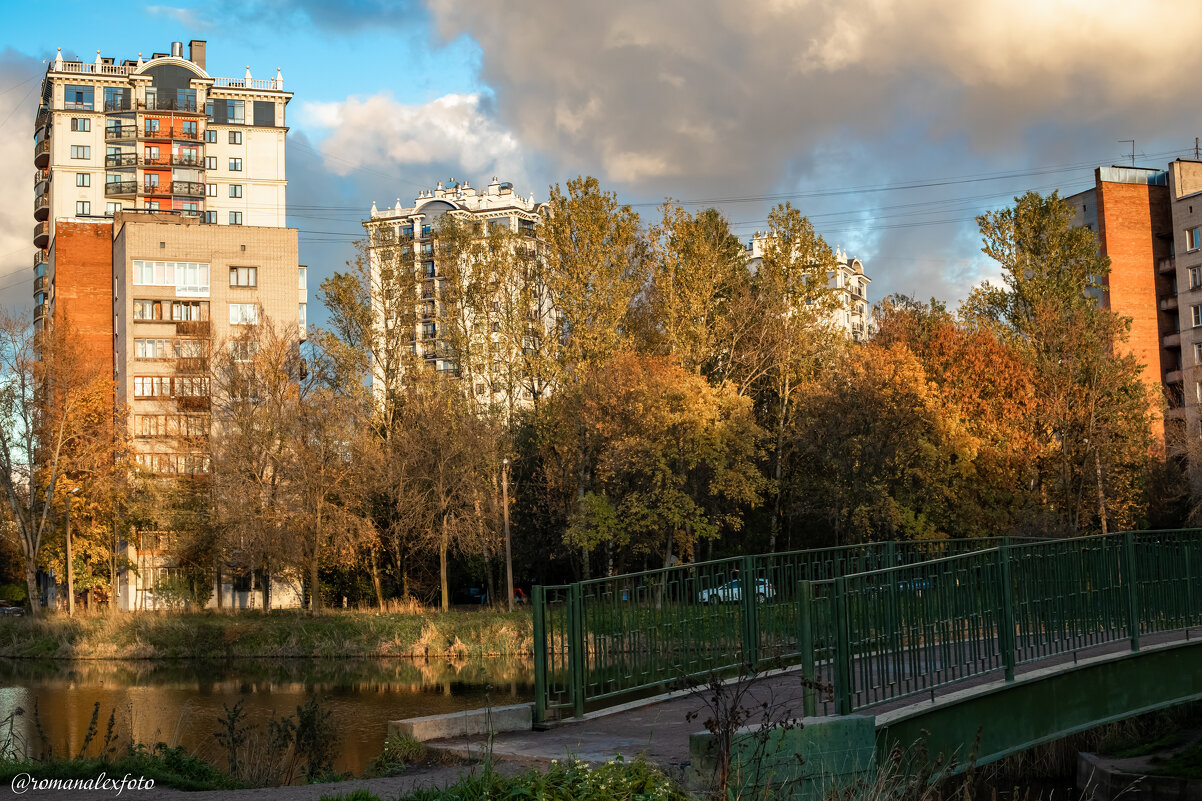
[0,608,533,660]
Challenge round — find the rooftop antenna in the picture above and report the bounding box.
[1119,139,1135,166]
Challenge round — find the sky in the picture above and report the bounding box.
[3,0,1202,324]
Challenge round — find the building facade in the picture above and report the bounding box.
[32,41,304,610]
[745,235,875,342]
[364,178,548,411]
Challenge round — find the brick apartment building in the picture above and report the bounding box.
[1066,160,1202,453]
[33,41,305,610]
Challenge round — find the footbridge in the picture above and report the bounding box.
[530,530,1202,782]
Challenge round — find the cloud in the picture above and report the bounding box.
[300,91,526,187]
[422,0,1202,302]
[144,5,211,29]
[0,50,49,314]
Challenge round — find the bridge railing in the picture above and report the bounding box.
[809,530,1202,716]
[532,535,1019,723]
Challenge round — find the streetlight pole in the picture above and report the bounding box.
[503,458,513,612]
[65,487,80,617]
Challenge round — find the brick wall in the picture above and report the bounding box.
[1095,179,1173,444]
[51,220,114,365]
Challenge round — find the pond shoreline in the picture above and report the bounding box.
[0,609,534,661]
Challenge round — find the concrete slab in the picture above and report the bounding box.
[389,703,533,742]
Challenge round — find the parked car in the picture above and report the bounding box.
[697,578,775,604]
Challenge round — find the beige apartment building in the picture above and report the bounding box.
[364,178,549,411]
[745,235,875,342]
[32,41,304,610]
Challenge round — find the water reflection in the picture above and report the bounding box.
[0,657,533,775]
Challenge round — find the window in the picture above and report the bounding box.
[227,99,245,125]
[1193,305,1202,327]
[144,145,161,162]
[206,183,217,197]
[181,120,197,137]
[1197,381,1202,405]
[144,118,160,134]
[424,261,435,278]
[171,300,209,321]
[103,87,129,111]
[205,156,217,170]
[70,117,90,132]
[176,377,209,397]
[230,341,257,361]
[421,322,437,339]
[174,338,204,358]
[1191,267,1201,290]
[134,339,172,359]
[205,129,217,143]
[1195,342,1202,365]
[75,201,90,216]
[229,131,242,145]
[230,303,258,325]
[229,158,242,171]
[204,211,217,224]
[75,173,90,187]
[421,224,432,237]
[64,84,94,110]
[229,184,242,198]
[144,173,159,188]
[298,303,307,329]
[105,202,121,216]
[1190,228,1202,252]
[133,376,170,397]
[143,201,160,210]
[298,266,307,291]
[132,300,161,320]
[229,266,257,287]
[70,145,91,159]
[229,211,243,225]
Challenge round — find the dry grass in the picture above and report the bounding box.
[0,608,534,661]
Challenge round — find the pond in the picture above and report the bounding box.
[0,657,533,775]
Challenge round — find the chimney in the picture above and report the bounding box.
[171,41,183,58]
[188,40,206,70]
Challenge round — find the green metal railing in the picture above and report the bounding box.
[532,530,1202,724]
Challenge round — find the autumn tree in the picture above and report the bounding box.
[743,203,843,551]
[557,353,765,573]
[646,204,753,378]
[973,191,1156,534]
[0,313,120,616]
[790,343,975,545]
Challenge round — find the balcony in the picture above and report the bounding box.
[35,108,49,132]
[33,221,48,249]
[33,303,46,323]
[103,99,132,112]
[171,129,201,141]
[34,250,47,269]
[34,139,50,168]
[34,275,47,293]
[171,181,205,197]
[1158,258,1177,275]
[105,125,136,140]
[140,97,199,113]
[34,169,48,189]
[33,194,48,221]
[1165,369,1184,384]
[105,181,136,197]
[105,153,137,167]
[1160,296,1179,312]
[141,183,173,197]
[141,155,202,168]
[1164,332,1182,348]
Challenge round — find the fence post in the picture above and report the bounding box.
[798,580,816,717]
[834,576,853,715]
[740,554,759,668]
[885,540,898,571]
[1123,533,1140,653]
[997,546,1016,682]
[532,585,548,726]
[568,582,586,717]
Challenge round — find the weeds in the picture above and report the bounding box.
[366,734,428,778]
